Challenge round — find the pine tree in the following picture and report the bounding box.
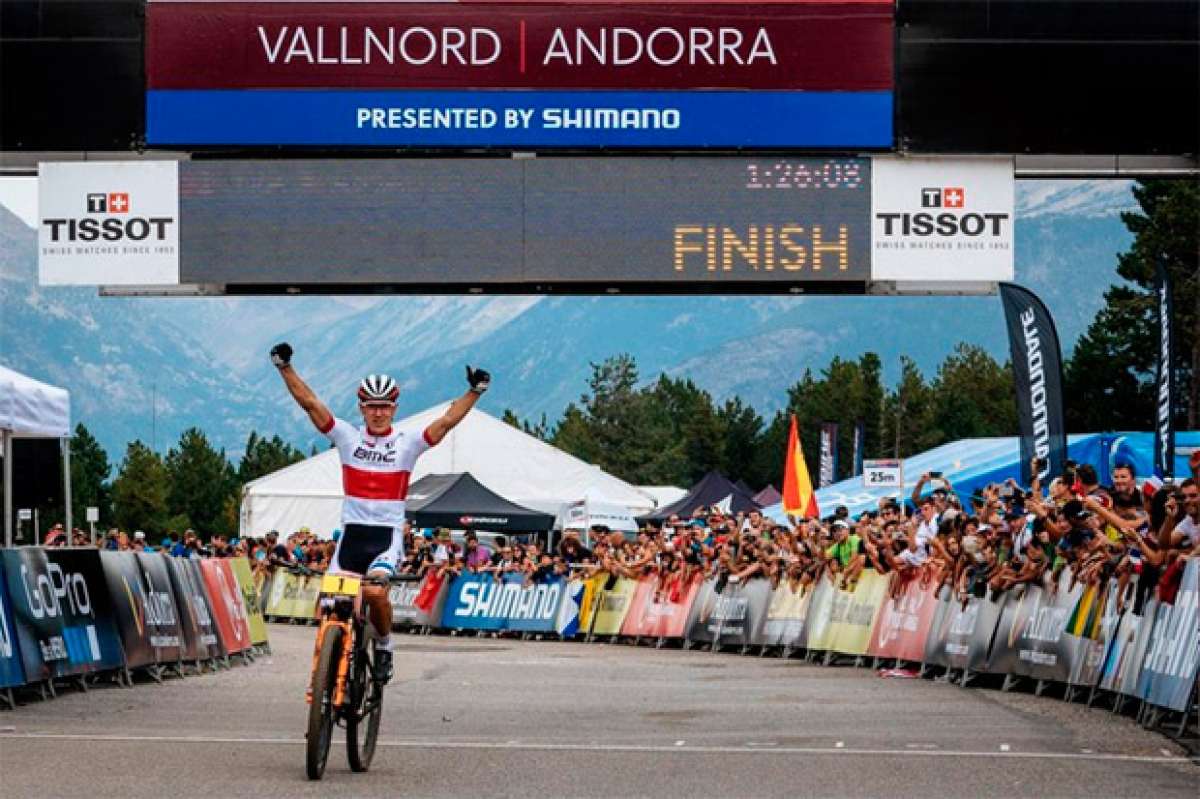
[69,423,111,526]
[112,440,170,535]
[928,344,1017,442]
[1064,179,1198,428]
[165,428,235,536]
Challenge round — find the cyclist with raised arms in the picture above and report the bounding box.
[270,342,489,682]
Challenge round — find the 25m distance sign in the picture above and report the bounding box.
[177,157,870,287]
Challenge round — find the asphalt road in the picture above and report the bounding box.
[2,624,1196,798]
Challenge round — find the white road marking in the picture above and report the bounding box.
[3,733,1193,765]
[1000,744,1011,752]
[675,740,685,747]
[835,741,845,748]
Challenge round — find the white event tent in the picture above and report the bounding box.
[0,365,72,546]
[240,404,657,539]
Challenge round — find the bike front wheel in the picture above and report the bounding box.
[346,643,383,772]
[305,624,344,781]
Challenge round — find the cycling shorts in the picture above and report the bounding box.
[329,523,404,576]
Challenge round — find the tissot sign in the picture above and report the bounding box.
[145,0,893,147]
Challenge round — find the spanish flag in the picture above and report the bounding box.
[782,414,820,519]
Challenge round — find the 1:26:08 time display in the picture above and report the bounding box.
[745,160,864,190]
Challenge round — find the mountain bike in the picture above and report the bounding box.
[305,570,419,780]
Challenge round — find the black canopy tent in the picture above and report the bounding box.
[405,472,555,533]
[638,471,761,523]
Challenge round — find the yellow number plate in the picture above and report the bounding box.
[320,574,361,597]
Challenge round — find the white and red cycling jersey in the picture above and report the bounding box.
[319,416,436,573]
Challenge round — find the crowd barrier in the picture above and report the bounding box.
[362,562,1199,729]
[0,548,270,706]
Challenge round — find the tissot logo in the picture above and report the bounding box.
[87,192,130,214]
[920,187,964,208]
[43,188,173,244]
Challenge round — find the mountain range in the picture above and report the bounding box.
[0,179,1137,462]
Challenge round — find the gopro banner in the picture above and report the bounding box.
[1,548,89,681]
[146,1,893,148]
[43,549,125,675]
[441,573,570,633]
[1153,260,1175,479]
[0,565,26,688]
[1000,283,1068,486]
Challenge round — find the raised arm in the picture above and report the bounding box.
[270,343,333,433]
[424,365,491,446]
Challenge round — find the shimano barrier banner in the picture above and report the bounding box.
[146,1,894,148]
[686,577,771,647]
[621,576,702,639]
[166,557,224,661]
[754,581,813,647]
[43,549,125,675]
[264,570,321,620]
[199,559,253,654]
[589,577,639,636]
[1,548,75,680]
[1000,283,1068,486]
[229,558,270,646]
[827,570,888,655]
[0,565,26,688]
[1138,561,1200,712]
[868,579,940,662]
[441,573,569,633]
[389,573,450,628]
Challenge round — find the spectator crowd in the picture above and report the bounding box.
[37,452,1200,610]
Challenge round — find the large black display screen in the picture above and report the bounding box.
[179,158,870,290]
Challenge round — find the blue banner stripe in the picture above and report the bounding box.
[147,89,892,148]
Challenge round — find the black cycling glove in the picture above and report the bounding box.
[466,365,491,394]
[270,342,293,369]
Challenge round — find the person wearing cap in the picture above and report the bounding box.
[825,519,865,590]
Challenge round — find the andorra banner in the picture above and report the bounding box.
[145,0,894,148]
[165,557,225,662]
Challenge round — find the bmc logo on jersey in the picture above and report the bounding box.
[352,446,396,464]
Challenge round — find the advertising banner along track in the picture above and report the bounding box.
[0,564,26,688]
[685,577,771,647]
[440,573,573,634]
[389,572,451,628]
[986,571,1085,682]
[1138,560,1200,713]
[589,577,639,636]
[868,578,941,662]
[621,575,703,639]
[199,559,253,654]
[165,557,225,662]
[229,558,270,646]
[754,580,813,647]
[826,570,888,656]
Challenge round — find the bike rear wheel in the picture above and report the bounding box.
[346,640,383,772]
[305,624,344,781]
